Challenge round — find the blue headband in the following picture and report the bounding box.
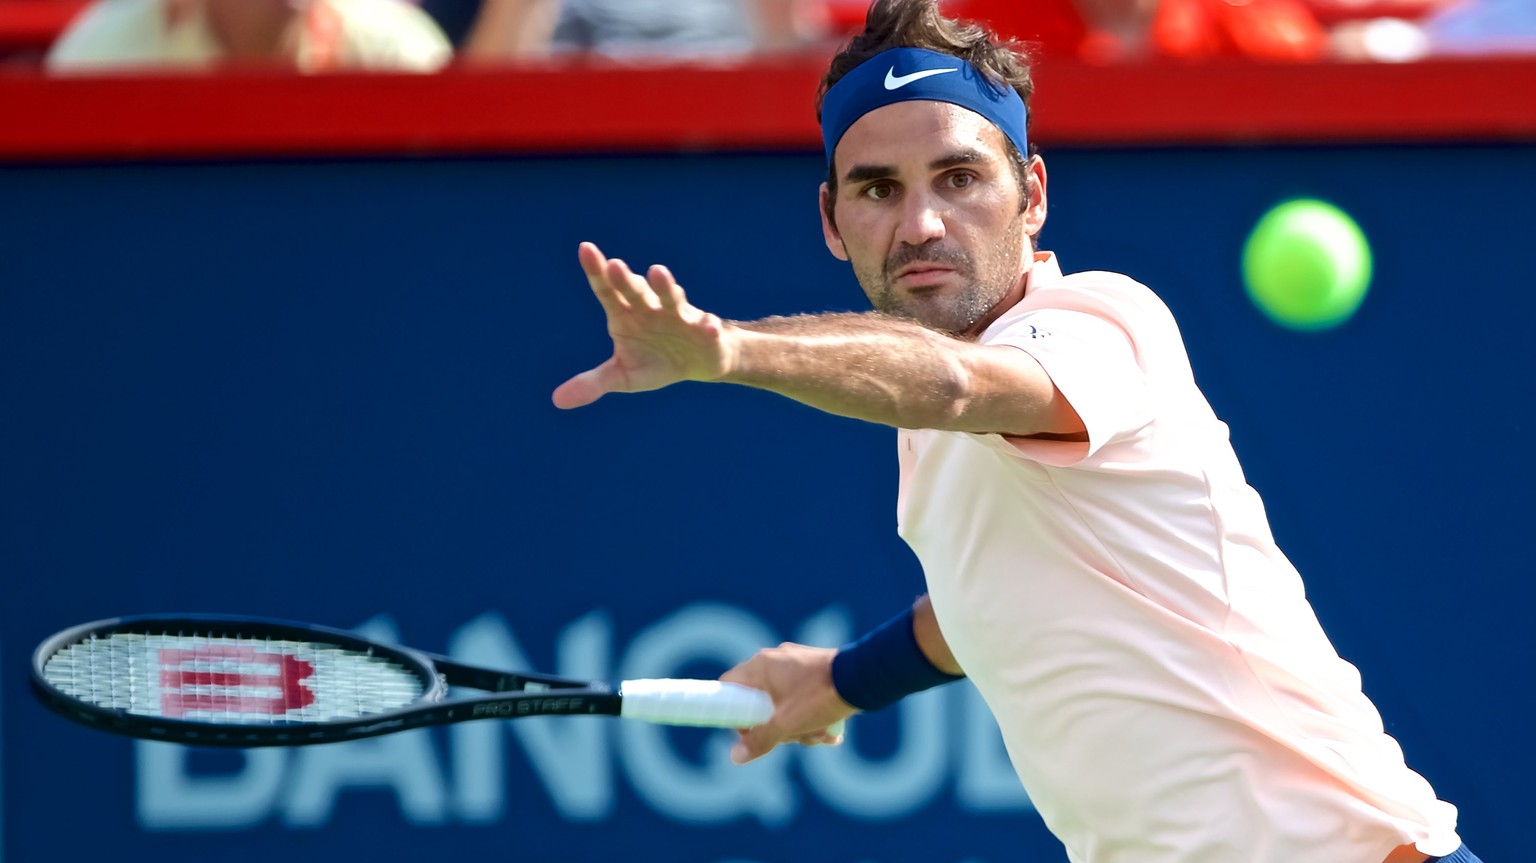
[820,47,1028,165]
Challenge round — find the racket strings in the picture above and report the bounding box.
[42,631,426,725]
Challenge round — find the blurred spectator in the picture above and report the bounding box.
[46,0,452,72]
[424,0,830,62]
[950,0,1329,62]
[1422,0,1536,55]
[426,0,555,59]
[1328,0,1535,59]
[1328,14,1430,60]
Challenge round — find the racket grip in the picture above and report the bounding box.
[618,679,774,728]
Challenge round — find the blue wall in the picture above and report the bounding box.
[2,144,1530,862]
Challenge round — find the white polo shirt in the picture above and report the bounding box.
[900,252,1460,863]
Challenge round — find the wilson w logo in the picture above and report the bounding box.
[158,646,316,718]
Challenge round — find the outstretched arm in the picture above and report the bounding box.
[552,242,1082,438]
[721,594,962,764]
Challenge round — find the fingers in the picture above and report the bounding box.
[720,647,849,764]
[576,241,607,278]
[798,719,846,746]
[720,664,784,764]
[730,718,844,764]
[580,242,681,314]
[731,724,783,765]
[563,242,706,408]
[648,264,687,310]
[604,258,655,310]
[578,242,629,318]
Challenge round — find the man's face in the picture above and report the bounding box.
[820,101,1046,336]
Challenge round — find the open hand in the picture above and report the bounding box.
[552,242,733,409]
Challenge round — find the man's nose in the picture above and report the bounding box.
[895,190,946,248]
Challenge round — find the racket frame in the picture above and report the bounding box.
[30,614,618,747]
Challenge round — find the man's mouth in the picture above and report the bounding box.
[894,265,956,288]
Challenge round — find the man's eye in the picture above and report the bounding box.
[864,183,894,200]
[948,173,975,188]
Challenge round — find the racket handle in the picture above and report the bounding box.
[618,679,774,728]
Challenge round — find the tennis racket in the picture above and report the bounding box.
[31,614,775,747]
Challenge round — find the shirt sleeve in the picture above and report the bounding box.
[986,308,1152,467]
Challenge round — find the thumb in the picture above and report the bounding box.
[551,362,617,409]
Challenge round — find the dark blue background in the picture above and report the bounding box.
[2,144,1530,862]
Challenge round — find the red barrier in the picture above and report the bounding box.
[0,0,87,51]
[1,53,1533,162]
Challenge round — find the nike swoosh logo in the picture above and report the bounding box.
[884,66,959,90]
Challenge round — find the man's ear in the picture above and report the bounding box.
[1024,156,1048,238]
[819,183,849,262]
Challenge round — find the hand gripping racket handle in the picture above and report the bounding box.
[618,679,774,728]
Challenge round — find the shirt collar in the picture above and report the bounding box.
[977,250,1062,344]
[1024,250,1063,294]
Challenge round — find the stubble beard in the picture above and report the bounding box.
[856,215,1030,337]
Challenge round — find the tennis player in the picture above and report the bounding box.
[553,1,1479,860]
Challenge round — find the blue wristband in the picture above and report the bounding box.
[830,605,965,712]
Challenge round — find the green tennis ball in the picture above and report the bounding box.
[1242,198,1372,330]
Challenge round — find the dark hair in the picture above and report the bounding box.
[818,0,1038,229]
